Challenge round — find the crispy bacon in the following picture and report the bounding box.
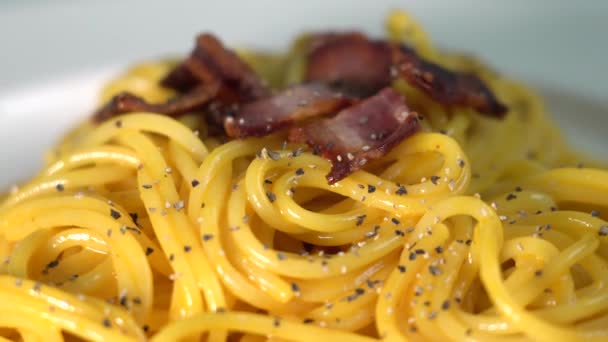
[94,33,268,122]
[93,84,219,122]
[305,33,507,117]
[162,33,270,101]
[306,33,392,97]
[289,88,419,183]
[224,83,353,138]
[393,45,507,116]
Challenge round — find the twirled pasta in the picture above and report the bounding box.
[1,9,606,342]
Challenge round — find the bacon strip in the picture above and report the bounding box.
[224,83,353,138]
[93,33,268,122]
[289,88,420,183]
[306,33,392,97]
[393,45,507,116]
[162,33,270,102]
[93,84,219,122]
[305,33,507,117]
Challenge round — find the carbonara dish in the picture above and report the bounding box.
[0,10,606,342]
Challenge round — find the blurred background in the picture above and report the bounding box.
[1,0,607,100]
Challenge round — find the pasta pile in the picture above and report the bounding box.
[1,10,607,342]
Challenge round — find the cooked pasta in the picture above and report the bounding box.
[1,9,607,342]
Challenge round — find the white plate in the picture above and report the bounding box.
[0,0,606,189]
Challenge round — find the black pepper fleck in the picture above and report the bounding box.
[110,209,121,220]
[292,147,304,157]
[119,295,128,307]
[273,317,281,327]
[356,214,367,226]
[202,234,214,241]
[368,184,376,193]
[56,183,65,192]
[430,175,440,185]
[191,179,200,188]
[397,265,406,273]
[429,265,442,276]
[395,185,407,195]
[267,149,280,161]
[506,193,517,201]
[295,168,305,176]
[266,191,276,203]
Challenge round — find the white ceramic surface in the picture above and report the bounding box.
[0,0,606,189]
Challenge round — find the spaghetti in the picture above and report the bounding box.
[1,9,607,342]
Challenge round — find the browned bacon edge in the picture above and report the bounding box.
[393,45,507,116]
[162,33,270,102]
[289,87,420,184]
[93,33,269,122]
[224,83,354,138]
[93,84,219,122]
[305,33,507,117]
[305,32,393,97]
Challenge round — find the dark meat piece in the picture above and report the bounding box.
[305,33,507,117]
[162,33,270,101]
[289,88,420,183]
[305,32,392,96]
[393,45,507,117]
[93,84,219,122]
[224,83,353,138]
[94,33,269,122]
